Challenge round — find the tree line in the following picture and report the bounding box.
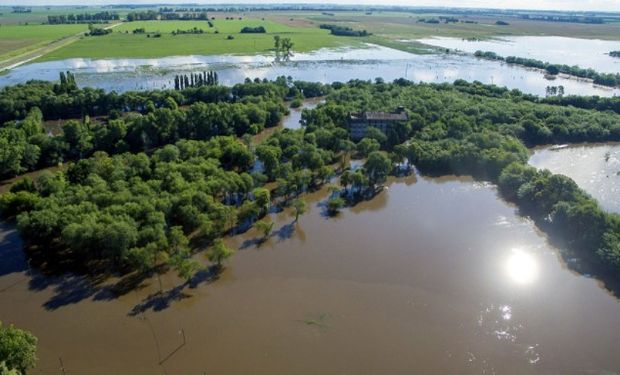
[174,71,219,90]
[474,50,620,87]
[126,10,209,21]
[319,24,371,37]
[47,12,119,24]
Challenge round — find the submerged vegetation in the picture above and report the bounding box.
[0,75,619,293]
[474,50,620,87]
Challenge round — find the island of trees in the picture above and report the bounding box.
[610,51,620,58]
[0,76,619,320]
[319,24,371,37]
[87,24,112,36]
[240,26,266,33]
[474,50,620,87]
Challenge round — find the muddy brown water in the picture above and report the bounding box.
[2,171,620,374]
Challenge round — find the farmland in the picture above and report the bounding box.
[39,18,354,60]
[0,24,91,61]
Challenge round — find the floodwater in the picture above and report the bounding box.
[282,97,323,130]
[0,44,618,97]
[1,173,620,374]
[529,143,620,214]
[418,36,620,74]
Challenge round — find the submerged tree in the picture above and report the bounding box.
[207,239,235,267]
[254,220,275,241]
[326,196,345,216]
[291,198,307,222]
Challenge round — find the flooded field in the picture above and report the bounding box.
[529,143,620,214]
[1,173,620,374]
[0,44,618,97]
[418,36,620,73]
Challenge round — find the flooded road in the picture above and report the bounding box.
[1,174,620,374]
[0,44,617,97]
[529,143,620,214]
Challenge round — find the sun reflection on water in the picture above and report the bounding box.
[505,248,539,285]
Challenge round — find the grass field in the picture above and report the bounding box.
[0,23,90,60]
[40,18,354,60]
[4,8,620,62]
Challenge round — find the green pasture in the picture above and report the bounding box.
[0,23,89,60]
[40,18,354,60]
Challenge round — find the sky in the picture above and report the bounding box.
[1,0,619,12]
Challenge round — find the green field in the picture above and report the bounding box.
[0,23,90,60]
[3,8,620,62]
[40,18,355,60]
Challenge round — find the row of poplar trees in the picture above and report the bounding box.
[174,71,219,90]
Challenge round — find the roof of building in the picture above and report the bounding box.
[349,110,408,122]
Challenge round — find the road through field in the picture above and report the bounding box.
[0,22,121,72]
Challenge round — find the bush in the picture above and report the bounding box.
[290,98,302,108]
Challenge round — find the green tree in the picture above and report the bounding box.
[327,196,345,216]
[62,120,93,158]
[0,322,37,374]
[291,198,307,222]
[356,138,380,157]
[254,220,275,240]
[252,187,271,215]
[207,239,235,267]
[365,151,392,186]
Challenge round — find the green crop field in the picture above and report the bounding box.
[0,23,90,60]
[40,18,355,60]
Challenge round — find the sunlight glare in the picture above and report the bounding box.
[505,249,539,285]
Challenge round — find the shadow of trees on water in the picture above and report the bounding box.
[26,264,224,314]
[128,266,220,316]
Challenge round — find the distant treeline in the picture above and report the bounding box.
[172,27,205,35]
[48,12,120,24]
[240,26,266,33]
[126,10,209,21]
[419,17,477,24]
[159,7,209,13]
[319,24,371,37]
[449,79,620,114]
[174,71,219,90]
[11,7,31,13]
[520,14,604,24]
[474,50,620,87]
